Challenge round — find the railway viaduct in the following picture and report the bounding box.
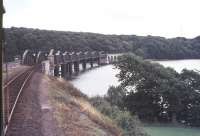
[21,49,123,79]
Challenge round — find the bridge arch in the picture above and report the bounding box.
[22,49,35,65]
[49,49,54,56]
[36,51,46,64]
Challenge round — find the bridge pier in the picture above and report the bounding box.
[90,61,93,68]
[65,63,70,79]
[97,58,101,66]
[82,61,86,71]
[54,65,59,77]
[68,63,73,78]
[74,61,79,75]
[61,64,67,78]
[44,50,118,78]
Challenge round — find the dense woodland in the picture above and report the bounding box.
[91,54,200,130]
[108,55,200,126]
[4,27,200,62]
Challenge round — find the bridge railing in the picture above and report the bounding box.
[22,49,108,66]
[54,51,63,64]
[63,52,71,63]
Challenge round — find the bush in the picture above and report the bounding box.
[90,96,149,136]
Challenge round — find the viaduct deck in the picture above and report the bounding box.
[22,49,123,79]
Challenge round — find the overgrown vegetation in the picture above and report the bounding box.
[4,27,200,61]
[90,95,149,136]
[91,54,200,135]
[113,54,200,127]
[46,76,122,136]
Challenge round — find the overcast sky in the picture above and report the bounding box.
[4,0,200,38]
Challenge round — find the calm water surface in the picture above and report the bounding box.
[71,59,200,136]
[71,65,120,97]
[143,125,200,136]
[154,59,200,73]
[71,59,200,97]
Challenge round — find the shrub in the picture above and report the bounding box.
[90,96,149,136]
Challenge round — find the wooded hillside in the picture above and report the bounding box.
[4,27,200,61]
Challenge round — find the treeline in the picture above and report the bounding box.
[109,54,200,126]
[4,27,200,61]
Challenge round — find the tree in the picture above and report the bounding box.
[115,54,200,126]
[106,86,126,109]
[4,27,200,62]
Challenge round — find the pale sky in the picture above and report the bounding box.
[3,0,200,38]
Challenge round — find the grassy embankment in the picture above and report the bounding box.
[44,75,122,136]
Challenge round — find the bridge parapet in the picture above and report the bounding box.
[54,50,63,64]
[69,52,77,62]
[22,49,116,66]
[83,51,90,59]
[91,51,99,59]
[63,52,71,63]
[76,52,83,61]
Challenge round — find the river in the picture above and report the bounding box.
[71,59,200,136]
[71,59,200,97]
[71,65,120,97]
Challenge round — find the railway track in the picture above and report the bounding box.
[3,66,36,136]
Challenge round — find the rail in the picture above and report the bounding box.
[3,66,36,135]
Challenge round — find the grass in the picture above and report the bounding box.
[45,76,122,136]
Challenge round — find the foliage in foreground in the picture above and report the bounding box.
[90,96,149,136]
[114,54,200,126]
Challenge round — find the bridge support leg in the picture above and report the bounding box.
[90,61,93,68]
[61,64,67,78]
[82,62,86,71]
[65,63,70,79]
[68,63,72,78]
[97,58,100,66]
[74,61,79,75]
[54,65,59,77]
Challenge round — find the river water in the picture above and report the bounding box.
[71,65,120,97]
[71,59,200,97]
[71,59,200,136]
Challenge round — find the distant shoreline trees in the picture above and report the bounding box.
[4,27,200,62]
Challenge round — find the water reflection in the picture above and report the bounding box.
[71,59,200,96]
[71,65,119,97]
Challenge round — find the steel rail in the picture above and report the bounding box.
[3,68,31,88]
[3,67,36,135]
